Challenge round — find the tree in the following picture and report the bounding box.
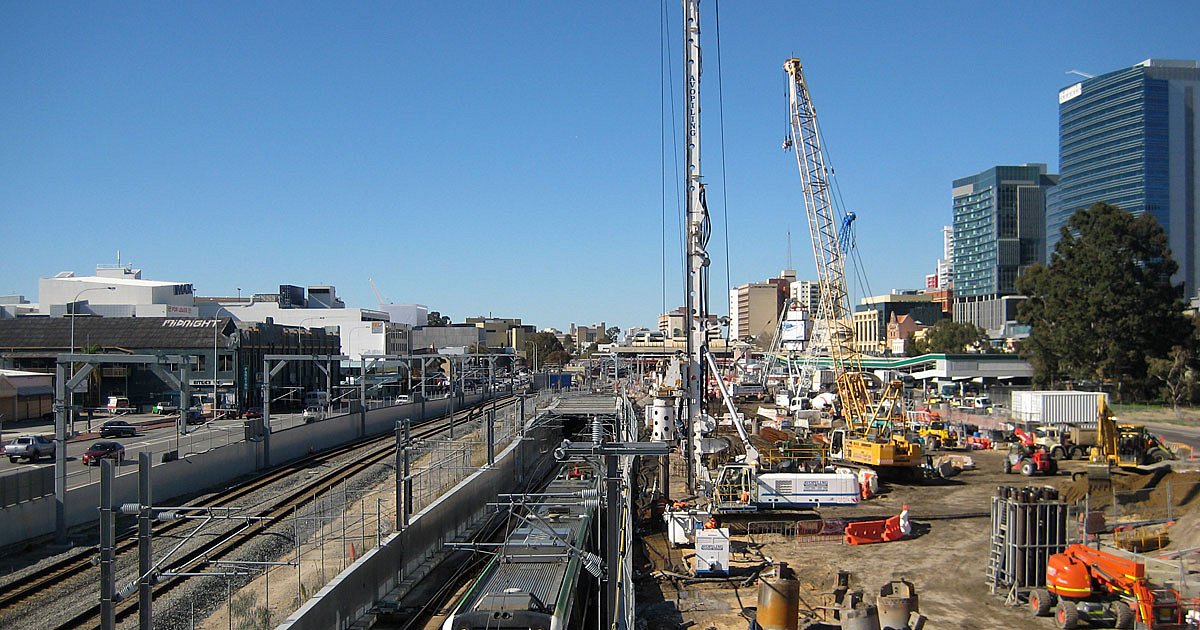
[1147,345,1198,415]
[605,326,622,343]
[524,332,566,368]
[426,311,451,327]
[1016,202,1191,400]
[910,320,989,355]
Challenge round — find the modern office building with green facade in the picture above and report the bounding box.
[1048,59,1200,297]
[951,164,1058,335]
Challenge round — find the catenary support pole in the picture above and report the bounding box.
[139,451,153,630]
[100,458,116,630]
[54,362,68,544]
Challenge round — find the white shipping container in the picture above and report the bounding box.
[1010,391,1106,426]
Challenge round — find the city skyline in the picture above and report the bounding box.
[3,3,1199,330]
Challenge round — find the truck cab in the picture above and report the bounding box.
[1032,426,1068,460]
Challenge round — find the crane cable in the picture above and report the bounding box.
[660,0,685,316]
[714,0,732,312]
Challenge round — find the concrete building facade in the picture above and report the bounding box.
[853,291,942,355]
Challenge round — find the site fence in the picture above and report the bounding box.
[0,466,52,508]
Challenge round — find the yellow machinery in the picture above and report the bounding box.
[783,57,920,476]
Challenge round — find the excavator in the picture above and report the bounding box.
[1029,543,1184,629]
[1092,397,1174,467]
[1088,398,1175,488]
[783,57,921,480]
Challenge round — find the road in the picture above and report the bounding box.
[0,407,354,490]
[1143,420,1200,453]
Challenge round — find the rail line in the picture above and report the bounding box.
[0,395,516,627]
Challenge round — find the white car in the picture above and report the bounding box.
[302,407,325,423]
[395,395,412,405]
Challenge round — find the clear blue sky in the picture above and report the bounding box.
[3,2,1198,332]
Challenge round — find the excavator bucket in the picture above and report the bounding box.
[1086,463,1112,493]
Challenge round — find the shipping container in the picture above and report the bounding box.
[1010,391,1105,426]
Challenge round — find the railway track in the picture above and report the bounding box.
[0,395,516,628]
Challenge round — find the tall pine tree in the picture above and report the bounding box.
[1017,202,1191,401]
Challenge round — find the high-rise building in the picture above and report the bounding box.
[952,164,1057,335]
[1049,59,1200,297]
[789,280,820,316]
[728,271,793,345]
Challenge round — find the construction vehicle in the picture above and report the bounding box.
[705,353,861,512]
[1029,543,1184,629]
[1030,425,1071,460]
[1003,428,1057,476]
[1091,398,1175,467]
[906,409,963,451]
[783,57,921,479]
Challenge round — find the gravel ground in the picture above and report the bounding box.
[635,449,1200,630]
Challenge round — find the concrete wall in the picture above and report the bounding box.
[0,393,496,549]
[278,416,559,630]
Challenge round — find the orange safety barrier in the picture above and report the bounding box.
[844,515,904,545]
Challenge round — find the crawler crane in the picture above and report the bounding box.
[783,58,921,478]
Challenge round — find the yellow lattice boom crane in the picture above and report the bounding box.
[783,57,921,477]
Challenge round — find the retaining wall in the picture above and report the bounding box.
[0,393,496,549]
[277,417,559,630]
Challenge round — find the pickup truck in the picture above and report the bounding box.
[4,435,56,463]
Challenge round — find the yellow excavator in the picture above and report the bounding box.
[1088,398,1175,487]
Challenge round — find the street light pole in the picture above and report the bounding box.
[68,285,115,433]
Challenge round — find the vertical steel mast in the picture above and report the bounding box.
[683,0,709,493]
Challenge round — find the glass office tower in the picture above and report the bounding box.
[1049,59,1200,296]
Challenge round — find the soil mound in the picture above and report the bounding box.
[1058,466,1200,515]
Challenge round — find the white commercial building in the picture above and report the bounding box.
[39,264,199,318]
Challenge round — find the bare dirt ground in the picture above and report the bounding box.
[635,449,1200,630]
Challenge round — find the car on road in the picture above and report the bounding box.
[99,420,138,438]
[4,435,56,463]
[185,408,207,425]
[242,407,262,420]
[152,401,179,415]
[394,395,412,405]
[82,441,126,465]
[302,407,325,423]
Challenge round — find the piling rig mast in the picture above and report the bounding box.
[682,0,710,495]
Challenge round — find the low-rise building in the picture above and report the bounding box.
[0,317,340,412]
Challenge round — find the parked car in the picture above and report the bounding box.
[4,435,56,463]
[302,407,325,423]
[152,401,179,415]
[99,420,137,438]
[394,395,412,405]
[242,407,262,420]
[81,441,125,465]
